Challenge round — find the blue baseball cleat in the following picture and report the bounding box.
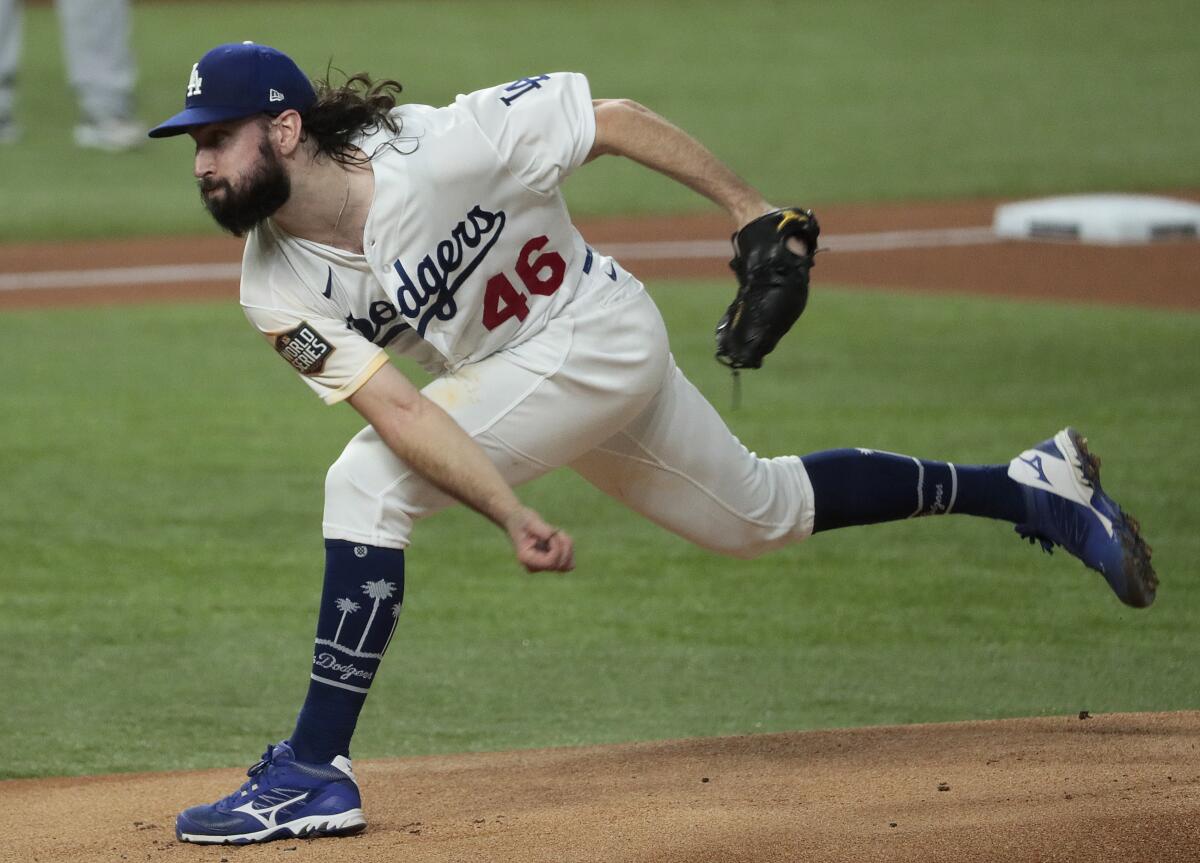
[1009,427,1156,608]
[176,741,366,844]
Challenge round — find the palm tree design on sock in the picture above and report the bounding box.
[332,598,361,648]
[357,579,398,652]
[381,601,403,655]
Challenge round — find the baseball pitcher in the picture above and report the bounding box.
[148,42,1156,845]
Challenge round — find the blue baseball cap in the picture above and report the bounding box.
[148,42,316,138]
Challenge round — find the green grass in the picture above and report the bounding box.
[2,0,1197,240]
[1,282,1196,778]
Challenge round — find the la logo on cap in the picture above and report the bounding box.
[186,63,203,97]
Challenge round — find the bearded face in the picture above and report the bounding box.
[198,132,292,237]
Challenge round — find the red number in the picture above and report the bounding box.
[480,236,565,331]
[481,273,530,331]
[516,235,566,296]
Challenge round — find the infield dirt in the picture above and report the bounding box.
[1,195,1198,309]
[1,197,1196,861]
[3,712,1198,862]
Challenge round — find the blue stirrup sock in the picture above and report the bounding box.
[290,540,405,764]
[801,448,1026,533]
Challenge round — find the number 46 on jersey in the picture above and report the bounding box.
[481,236,566,331]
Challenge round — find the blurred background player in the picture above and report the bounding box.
[0,0,144,149]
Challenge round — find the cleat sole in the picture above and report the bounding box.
[1064,428,1157,608]
[178,809,366,845]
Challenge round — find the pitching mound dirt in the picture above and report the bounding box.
[4,711,1198,862]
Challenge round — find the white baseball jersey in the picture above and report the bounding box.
[237,71,814,556]
[240,72,631,405]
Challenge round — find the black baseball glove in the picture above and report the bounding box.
[715,207,819,370]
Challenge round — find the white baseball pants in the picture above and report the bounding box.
[323,279,815,558]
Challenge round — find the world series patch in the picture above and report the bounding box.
[275,322,334,375]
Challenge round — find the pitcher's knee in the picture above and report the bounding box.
[322,436,417,549]
[702,528,804,560]
[673,457,815,559]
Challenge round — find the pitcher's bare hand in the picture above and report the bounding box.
[505,507,575,573]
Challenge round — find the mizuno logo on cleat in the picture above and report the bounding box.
[233,792,309,829]
[1019,454,1050,484]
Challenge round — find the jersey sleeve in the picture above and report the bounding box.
[456,72,596,195]
[242,303,389,405]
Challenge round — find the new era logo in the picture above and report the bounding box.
[269,89,285,102]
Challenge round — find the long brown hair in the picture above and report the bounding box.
[301,71,414,164]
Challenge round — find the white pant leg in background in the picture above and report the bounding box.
[570,357,815,559]
[55,0,135,120]
[0,0,22,120]
[323,282,672,549]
